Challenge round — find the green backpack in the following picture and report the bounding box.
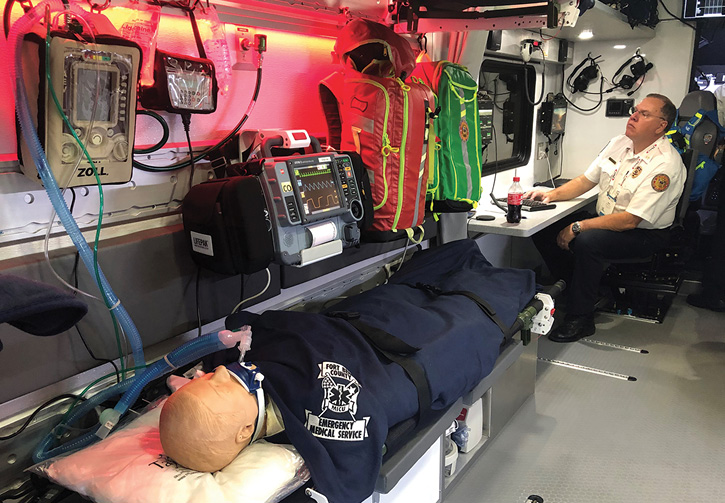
[412,61,482,213]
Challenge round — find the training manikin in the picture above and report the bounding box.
[158,240,536,503]
[159,361,281,472]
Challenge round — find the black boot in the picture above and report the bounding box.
[686,293,725,312]
[548,313,595,343]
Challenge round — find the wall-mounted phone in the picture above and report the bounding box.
[20,35,141,187]
[539,94,567,136]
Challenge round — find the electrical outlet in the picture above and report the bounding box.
[233,26,258,71]
[537,142,547,160]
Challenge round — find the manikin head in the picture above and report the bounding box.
[159,365,261,472]
[625,94,676,152]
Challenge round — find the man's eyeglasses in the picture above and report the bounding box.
[629,106,667,122]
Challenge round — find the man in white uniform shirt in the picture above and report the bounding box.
[525,94,685,342]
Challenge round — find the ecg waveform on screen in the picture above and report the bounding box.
[304,180,336,191]
[305,195,340,211]
[295,166,341,215]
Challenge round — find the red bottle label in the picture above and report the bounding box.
[508,193,522,205]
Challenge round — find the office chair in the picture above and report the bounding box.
[599,90,720,322]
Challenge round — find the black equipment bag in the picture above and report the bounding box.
[182,175,273,275]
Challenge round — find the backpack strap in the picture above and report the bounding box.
[319,72,346,149]
[407,283,510,338]
[667,108,725,153]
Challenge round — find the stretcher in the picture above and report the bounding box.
[24,239,562,503]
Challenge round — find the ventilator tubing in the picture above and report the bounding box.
[33,329,248,462]
[9,0,145,370]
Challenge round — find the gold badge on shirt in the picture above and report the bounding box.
[631,166,642,179]
[651,174,670,192]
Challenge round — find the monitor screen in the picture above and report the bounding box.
[75,68,114,123]
[294,163,342,216]
[683,0,725,19]
[551,105,567,135]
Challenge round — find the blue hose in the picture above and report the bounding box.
[9,0,145,370]
[33,329,248,462]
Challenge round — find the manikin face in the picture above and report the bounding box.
[625,96,669,143]
[183,365,259,418]
[159,365,260,472]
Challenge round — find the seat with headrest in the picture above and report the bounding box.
[676,90,719,159]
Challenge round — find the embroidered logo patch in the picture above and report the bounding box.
[651,174,670,192]
[631,166,642,179]
[305,362,369,442]
[459,119,469,141]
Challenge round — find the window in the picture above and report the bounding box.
[478,59,534,175]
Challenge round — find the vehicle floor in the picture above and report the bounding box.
[445,285,725,503]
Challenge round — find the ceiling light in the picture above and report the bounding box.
[578,30,594,39]
[613,44,627,49]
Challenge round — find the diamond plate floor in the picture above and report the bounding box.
[445,293,725,503]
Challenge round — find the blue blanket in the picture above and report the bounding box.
[226,239,535,503]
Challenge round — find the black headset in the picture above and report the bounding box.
[566,53,601,94]
[611,50,653,95]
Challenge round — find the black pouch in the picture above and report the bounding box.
[345,151,374,232]
[182,176,273,275]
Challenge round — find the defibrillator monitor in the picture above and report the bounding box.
[256,152,364,266]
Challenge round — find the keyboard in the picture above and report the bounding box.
[496,197,557,211]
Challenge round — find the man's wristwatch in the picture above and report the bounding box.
[571,221,582,235]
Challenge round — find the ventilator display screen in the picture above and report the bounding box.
[74,67,114,124]
[293,164,342,216]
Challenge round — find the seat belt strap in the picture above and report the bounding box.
[408,283,510,338]
[326,312,432,425]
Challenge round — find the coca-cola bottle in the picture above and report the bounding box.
[506,176,523,224]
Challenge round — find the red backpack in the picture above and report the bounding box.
[319,20,436,239]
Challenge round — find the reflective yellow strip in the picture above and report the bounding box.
[348,79,390,211]
[392,78,410,232]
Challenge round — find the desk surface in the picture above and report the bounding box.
[467,188,598,238]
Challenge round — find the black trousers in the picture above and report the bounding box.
[532,211,670,315]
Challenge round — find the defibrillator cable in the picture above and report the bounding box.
[231,268,271,314]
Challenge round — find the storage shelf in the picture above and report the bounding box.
[541,1,655,42]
